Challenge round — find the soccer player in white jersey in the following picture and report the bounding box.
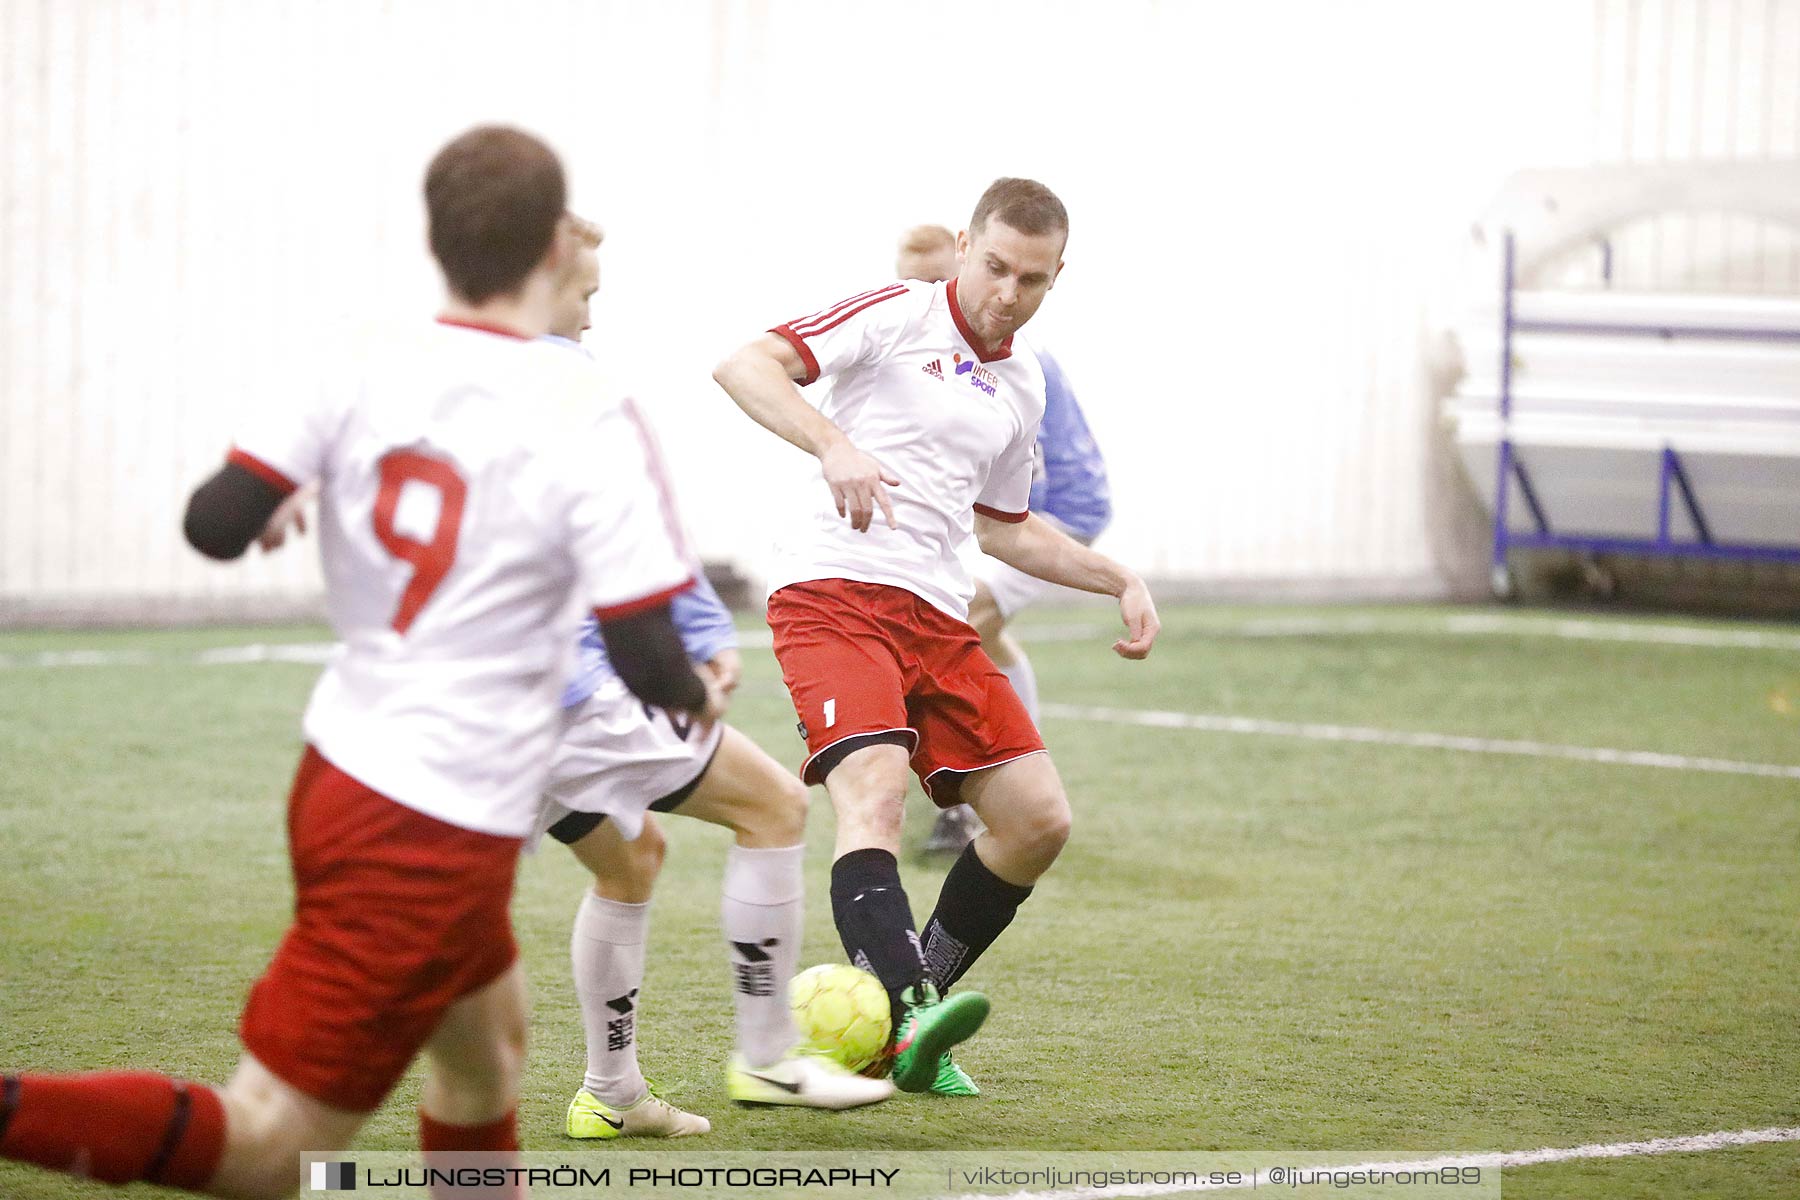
[713,179,1159,1097]
[895,225,1115,856]
[531,221,890,1133]
[0,127,719,1199]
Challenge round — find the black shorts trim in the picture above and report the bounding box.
[808,730,916,785]
[544,739,725,845]
[546,809,605,845]
[651,739,723,814]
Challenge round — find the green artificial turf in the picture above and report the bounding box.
[0,604,1795,1197]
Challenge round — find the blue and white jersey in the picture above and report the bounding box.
[541,336,739,710]
[1028,349,1111,543]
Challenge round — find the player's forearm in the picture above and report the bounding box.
[979,513,1136,597]
[712,344,848,460]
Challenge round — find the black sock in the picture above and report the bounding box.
[830,849,927,1023]
[922,842,1033,991]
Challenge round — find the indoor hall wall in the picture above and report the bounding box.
[2,0,1790,620]
[1578,0,1800,292]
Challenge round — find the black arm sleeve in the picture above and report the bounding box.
[600,605,709,713]
[183,463,289,561]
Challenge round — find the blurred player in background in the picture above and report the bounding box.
[893,224,1114,855]
[533,221,890,1133]
[0,126,719,1199]
[251,219,892,1140]
[714,179,1158,1098]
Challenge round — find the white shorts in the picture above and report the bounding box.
[527,680,724,850]
[970,517,1095,620]
[973,556,1054,620]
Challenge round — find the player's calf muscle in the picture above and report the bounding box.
[571,820,665,901]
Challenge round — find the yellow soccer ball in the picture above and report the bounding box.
[788,963,892,1072]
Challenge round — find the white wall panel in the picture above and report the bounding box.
[1585,0,1800,294]
[1,0,1795,621]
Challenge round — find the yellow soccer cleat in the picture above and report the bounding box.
[565,1085,711,1139]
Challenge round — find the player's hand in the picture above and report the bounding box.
[1113,577,1160,660]
[702,648,743,698]
[693,671,731,735]
[820,439,901,533]
[257,481,317,552]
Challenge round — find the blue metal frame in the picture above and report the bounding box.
[1488,229,1800,591]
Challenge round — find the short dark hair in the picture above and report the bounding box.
[425,126,566,303]
[970,178,1068,242]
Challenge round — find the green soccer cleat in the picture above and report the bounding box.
[891,982,989,1093]
[928,1053,979,1097]
[566,1085,710,1139]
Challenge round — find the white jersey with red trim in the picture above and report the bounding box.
[767,278,1046,620]
[230,319,693,837]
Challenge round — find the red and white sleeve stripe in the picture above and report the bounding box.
[770,283,909,385]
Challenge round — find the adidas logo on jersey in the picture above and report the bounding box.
[921,359,945,380]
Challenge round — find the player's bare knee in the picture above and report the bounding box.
[487,1011,530,1093]
[767,771,810,844]
[823,744,910,849]
[214,1088,346,1199]
[1010,791,1072,866]
[841,784,907,843]
[626,821,667,888]
[437,1018,527,1105]
[1037,799,1073,859]
[221,1138,316,1200]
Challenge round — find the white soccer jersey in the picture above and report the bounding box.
[230,318,693,837]
[767,279,1046,620]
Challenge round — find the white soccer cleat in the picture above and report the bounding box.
[566,1087,711,1139]
[726,1052,895,1109]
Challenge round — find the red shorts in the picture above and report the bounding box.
[767,578,1045,805]
[239,746,521,1113]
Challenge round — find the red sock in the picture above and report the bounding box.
[420,1107,518,1152]
[420,1109,523,1198]
[0,1071,226,1189]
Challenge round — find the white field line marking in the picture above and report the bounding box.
[932,1125,1800,1200]
[1042,703,1800,781]
[0,643,336,670]
[1,608,1789,670]
[194,643,336,665]
[1224,612,1800,651]
[1008,613,1800,651]
[1442,613,1800,650]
